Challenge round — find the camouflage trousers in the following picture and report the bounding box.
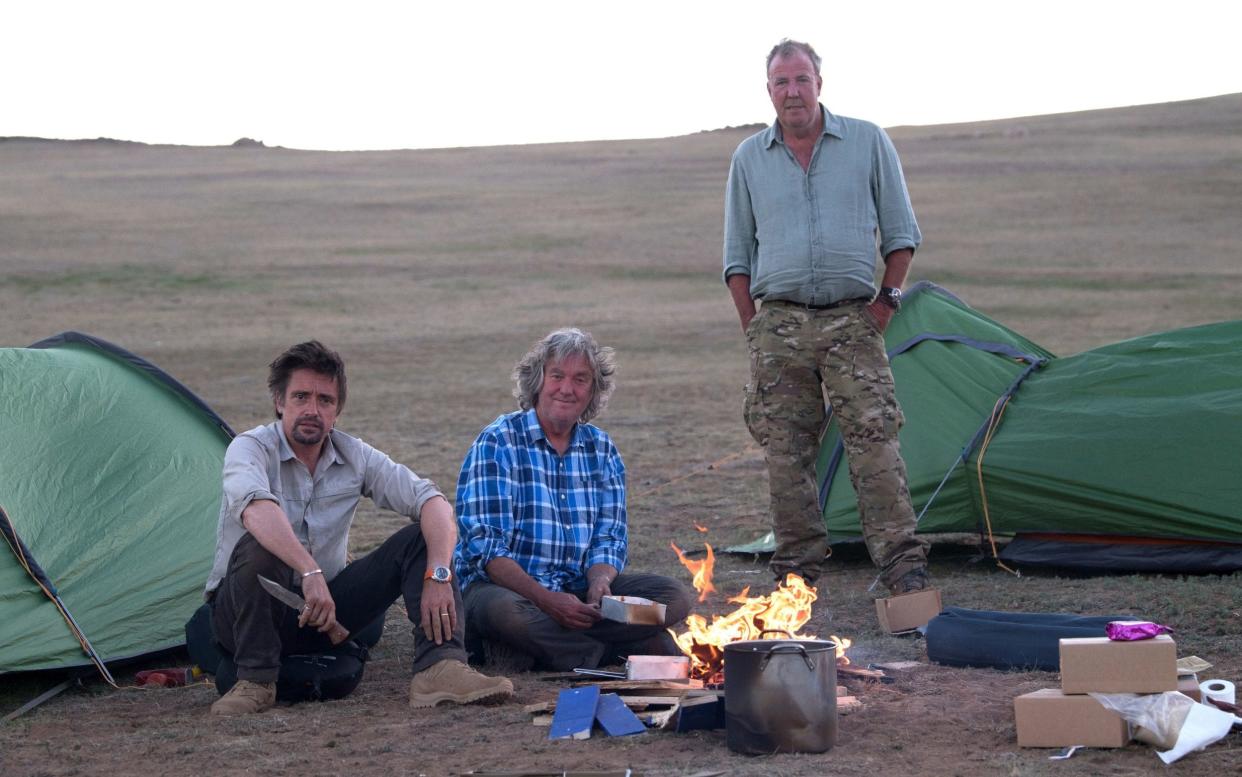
[744,299,928,588]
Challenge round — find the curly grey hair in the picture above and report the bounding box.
[512,327,616,423]
[766,38,822,75]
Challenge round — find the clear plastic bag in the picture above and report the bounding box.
[1090,691,1237,763]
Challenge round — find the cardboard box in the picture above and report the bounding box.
[1178,673,1202,702]
[1059,634,1178,693]
[625,654,689,680]
[874,588,942,633]
[600,595,666,626]
[1014,688,1131,748]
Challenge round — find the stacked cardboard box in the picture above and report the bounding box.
[1014,634,1178,748]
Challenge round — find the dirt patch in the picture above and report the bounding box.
[4,552,1239,776]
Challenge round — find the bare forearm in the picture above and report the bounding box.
[415,495,456,569]
[880,248,914,289]
[485,557,553,607]
[726,273,757,332]
[241,500,319,575]
[585,563,618,605]
[587,563,616,587]
[486,557,603,629]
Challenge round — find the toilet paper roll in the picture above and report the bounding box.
[1199,679,1236,706]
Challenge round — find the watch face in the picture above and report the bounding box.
[431,566,451,582]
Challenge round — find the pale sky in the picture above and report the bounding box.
[5,0,1239,151]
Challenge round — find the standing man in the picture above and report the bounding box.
[206,341,513,715]
[723,39,931,593]
[456,328,692,671]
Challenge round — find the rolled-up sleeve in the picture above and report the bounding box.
[455,432,516,580]
[585,442,627,572]
[220,435,279,526]
[872,128,922,258]
[360,442,444,520]
[722,151,758,283]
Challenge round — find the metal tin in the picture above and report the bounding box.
[723,636,839,755]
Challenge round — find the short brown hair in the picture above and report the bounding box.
[267,341,347,418]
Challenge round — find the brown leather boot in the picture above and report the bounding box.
[409,659,514,708]
[210,679,277,716]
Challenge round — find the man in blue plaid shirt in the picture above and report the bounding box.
[455,328,692,671]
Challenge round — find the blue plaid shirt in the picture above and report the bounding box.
[455,409,627,592]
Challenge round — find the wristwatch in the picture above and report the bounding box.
[424,566,452,583]
[877,286,903,311]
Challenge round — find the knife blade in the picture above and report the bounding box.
[257,574,351,645]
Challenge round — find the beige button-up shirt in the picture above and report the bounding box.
[204,421,443,594]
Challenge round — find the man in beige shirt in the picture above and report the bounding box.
[207,340,512,715]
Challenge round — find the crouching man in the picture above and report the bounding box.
[205,340,513,715]
[455,328,693,671]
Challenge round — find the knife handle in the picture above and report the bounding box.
[327,622,351,646]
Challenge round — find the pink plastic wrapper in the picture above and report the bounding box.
[1106,620,1173,640]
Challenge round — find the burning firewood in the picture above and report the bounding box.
[669,542,852,682]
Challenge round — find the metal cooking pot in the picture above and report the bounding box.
[723,630,838,755]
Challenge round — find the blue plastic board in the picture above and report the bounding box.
[595,692,646,736]
[548,686,600,740]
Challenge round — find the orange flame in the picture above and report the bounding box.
[673,573,852,680]
[693,522,709,533]
[670,541,717,602]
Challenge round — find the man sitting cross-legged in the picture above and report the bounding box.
[456,328,693,671]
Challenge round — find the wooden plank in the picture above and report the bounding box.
[531,694,683,716]
[579,679,703,692]
[837,664,885,680]
[548,686,599,740]
[683,688,723,698]
[619,695,680,707]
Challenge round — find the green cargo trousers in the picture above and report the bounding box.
[745,298,928,589]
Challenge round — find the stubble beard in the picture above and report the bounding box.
[290,418,326,446]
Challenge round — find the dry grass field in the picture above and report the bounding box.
[1,93,1240,776]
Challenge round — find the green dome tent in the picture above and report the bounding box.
[734,283,1242,572]
[0,333,232,679]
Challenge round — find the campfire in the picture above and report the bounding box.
[670,541,851,682]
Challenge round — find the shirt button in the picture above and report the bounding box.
[560,494,566,500]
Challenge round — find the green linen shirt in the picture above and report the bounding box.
[722,105,921,306]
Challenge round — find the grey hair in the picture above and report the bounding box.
[766,38,822,75]
[512,327,616,423]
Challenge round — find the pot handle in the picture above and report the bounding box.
[757,642,816,672]
[758,629,794,639]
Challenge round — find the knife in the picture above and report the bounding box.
[257,574,351,645]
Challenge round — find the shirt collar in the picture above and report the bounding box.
[764,104,845,149]
[522,407,584,451]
